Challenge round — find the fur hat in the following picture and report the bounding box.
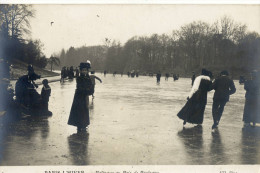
[79,61,91,70]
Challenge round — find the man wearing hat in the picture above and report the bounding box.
[68,60,93,132]
[211,70,236,129]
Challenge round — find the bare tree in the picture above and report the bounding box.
[0,4,35,39]
[48,56,60,72]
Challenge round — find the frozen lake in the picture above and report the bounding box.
[0,75,260,165]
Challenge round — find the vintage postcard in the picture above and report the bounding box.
[0,1,260,173]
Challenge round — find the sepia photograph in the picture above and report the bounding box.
[0,1,260,172]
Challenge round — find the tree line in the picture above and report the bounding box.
[60,16,260,77]
[0,4,48,68]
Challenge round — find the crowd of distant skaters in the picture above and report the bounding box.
[0,57,260,133]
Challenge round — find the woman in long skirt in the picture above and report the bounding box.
[243,70,260,127]
[177,69,212,125]
[68,61,93,132]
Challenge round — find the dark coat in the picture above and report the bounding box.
[68,74,93,128]
[15,75,41,106]
[41,85,51,103]
[211,75,236,102]
[75,69,79,77]
[243,79,260,123]
[177,78,212,124]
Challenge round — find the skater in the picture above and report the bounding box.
[90,71,102,99]
[191,72,195,86]
[156,71,161,83]
[131,70,135,78]
[75,67,79,78]
[165,73,169,81]
[136,71,139,77]
[242,70,260,127]
[211,70,236,129]
[60,67,66,82]
[68,66,74,79]
[177,69,212,125]
[68,61,93,132]
[41,79,52,116]
[173,74,178,81]
[113,71,117,77]
[104,70,107,77]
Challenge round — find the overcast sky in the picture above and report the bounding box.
[29,4,260,57]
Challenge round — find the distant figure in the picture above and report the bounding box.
[41,79,52,116]
[173,74,178,81]
[243,70,260,127]
[127,71,130,77]
[60,67,66,82]
[121,72,123,77]
[191,72,196,86]
[113,71,117,77]
[211,70,236,129]
[177,69,212,125]
[239,76,245,85]
[66,67,69,78]
[68,61,93,132]
[90,71,102,99]
[104,70,107,77]
[165,73,169,81]
[68,66,74,79]
[156,71,161,83]
[136,71,139,77]
[75,67,79,78]
[130,70,135,78]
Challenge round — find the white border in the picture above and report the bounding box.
[0,0,260,4]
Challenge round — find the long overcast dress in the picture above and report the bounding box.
[68,74,92,129]
[177,75,212,124]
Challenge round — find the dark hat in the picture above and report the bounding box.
[201,69,207,76]
[201,68,212,78]
[79,62,91,70]
[220,70,229,76]
[42,79,48,85]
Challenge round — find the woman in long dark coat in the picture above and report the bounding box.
[177,69,212,125]
[243,70,260,127]
[68,61,93,132]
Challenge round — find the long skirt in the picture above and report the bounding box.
[177,91,207,125]
[68,90,90,128]
[243,97,260,124]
